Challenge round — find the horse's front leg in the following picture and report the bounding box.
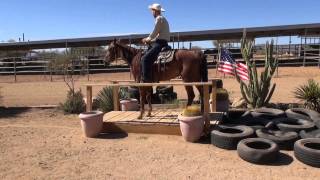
[138,88,146,119]
[146,87,152,117]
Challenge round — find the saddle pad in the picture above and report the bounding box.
[154,50,175,65]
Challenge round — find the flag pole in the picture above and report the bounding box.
[216,43,221,77]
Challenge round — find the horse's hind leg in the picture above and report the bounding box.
[185,86,195,106]
[138,88,146,119]
[196,86,204,113]
[146,87,152,117]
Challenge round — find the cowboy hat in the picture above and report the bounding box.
[148,3,165,12]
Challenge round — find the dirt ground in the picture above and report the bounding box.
[0,108,319,180]
[0,67,320,179]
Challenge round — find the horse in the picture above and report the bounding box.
[105,40,209,119]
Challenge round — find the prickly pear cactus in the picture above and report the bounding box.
[235,31,278,108]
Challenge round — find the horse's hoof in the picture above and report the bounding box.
[138,115,143,119]
[147,113,151,117]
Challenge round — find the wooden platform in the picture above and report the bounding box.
[102,109,224,135]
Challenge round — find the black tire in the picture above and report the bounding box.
[247,125,265,132]
[299,129,320,139]
[274,118,315,133]
[315,120,320,129]
[245,117,272,127]
[251,108,285,119]
[256,128,299,150]
[156,86,173,94]
[286,108,320,121]
[211,125,254,150]
[128,86,140,100]
[285,108,312,121]
[237,138,279,164]
[294,138,320,168]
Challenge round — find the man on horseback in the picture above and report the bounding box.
[141,3,170,82]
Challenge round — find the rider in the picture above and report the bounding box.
[141,3,170,82]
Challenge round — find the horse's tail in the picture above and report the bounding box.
[200,53,208,82]
[199,52,212,93]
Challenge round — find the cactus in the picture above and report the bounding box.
[235,31,278,108]
[182,105,202,117]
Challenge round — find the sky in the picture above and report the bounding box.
[1,0,320,46]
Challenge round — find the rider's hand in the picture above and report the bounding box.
[142,38,150,44]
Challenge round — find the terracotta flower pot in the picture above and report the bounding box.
[79,111,104,138]
[178,114,204,142]
[120,99,139,111]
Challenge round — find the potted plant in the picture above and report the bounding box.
[178,105,204,142]
[79,111,104,138]
[119,87,139,111]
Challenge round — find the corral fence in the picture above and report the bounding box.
[1,42,319,83]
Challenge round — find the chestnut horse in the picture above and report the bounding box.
[105,40,209,119]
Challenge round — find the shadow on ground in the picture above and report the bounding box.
[267,152,294,166]
[0,107,31,118]
[97,132,128,139]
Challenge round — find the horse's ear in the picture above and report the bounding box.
[113,38,116,43]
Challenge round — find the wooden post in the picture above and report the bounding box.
[303,30,307,67]
[203,84,210,132]
[14,58,17,83]
[318,38,320,68]
[112,82,120,111]
[86,86,92,112]
[87,59,90,81]
[210,80,217,112]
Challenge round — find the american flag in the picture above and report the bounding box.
[218,48,249,81]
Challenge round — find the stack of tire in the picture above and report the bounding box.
[128,86,177,104]
[156,86,177,104]
[211,107,320,167]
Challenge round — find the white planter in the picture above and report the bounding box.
[178,114,204,142]
[120,98,139,111]
[79,111,104,138]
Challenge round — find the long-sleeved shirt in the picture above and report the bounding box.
[146,15,170,42]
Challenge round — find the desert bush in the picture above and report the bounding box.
[59,89,86,114]
[96,86,129,113]
[293,79,320,112]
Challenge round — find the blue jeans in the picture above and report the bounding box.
[141,39,168,82]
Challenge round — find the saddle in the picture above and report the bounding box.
[140,45,175,82]
[154,46,175,72]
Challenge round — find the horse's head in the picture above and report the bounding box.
[105,39,119,64]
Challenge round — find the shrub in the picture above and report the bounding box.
[182,105,202,117]
[293,79,320,112]
[96,86,129,113]
[60,89,86,114]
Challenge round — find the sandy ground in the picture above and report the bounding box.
[0,67,320,179]
[0,67,320,107]
[0,108,319,180]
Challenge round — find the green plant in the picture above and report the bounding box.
[59,89,86,114]
[182,105,202,117]
[216,88,229,101]
[235,30,278,108]
[293,79,320,112]
[96,86,129,113]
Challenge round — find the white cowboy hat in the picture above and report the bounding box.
[148,3,165,12]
